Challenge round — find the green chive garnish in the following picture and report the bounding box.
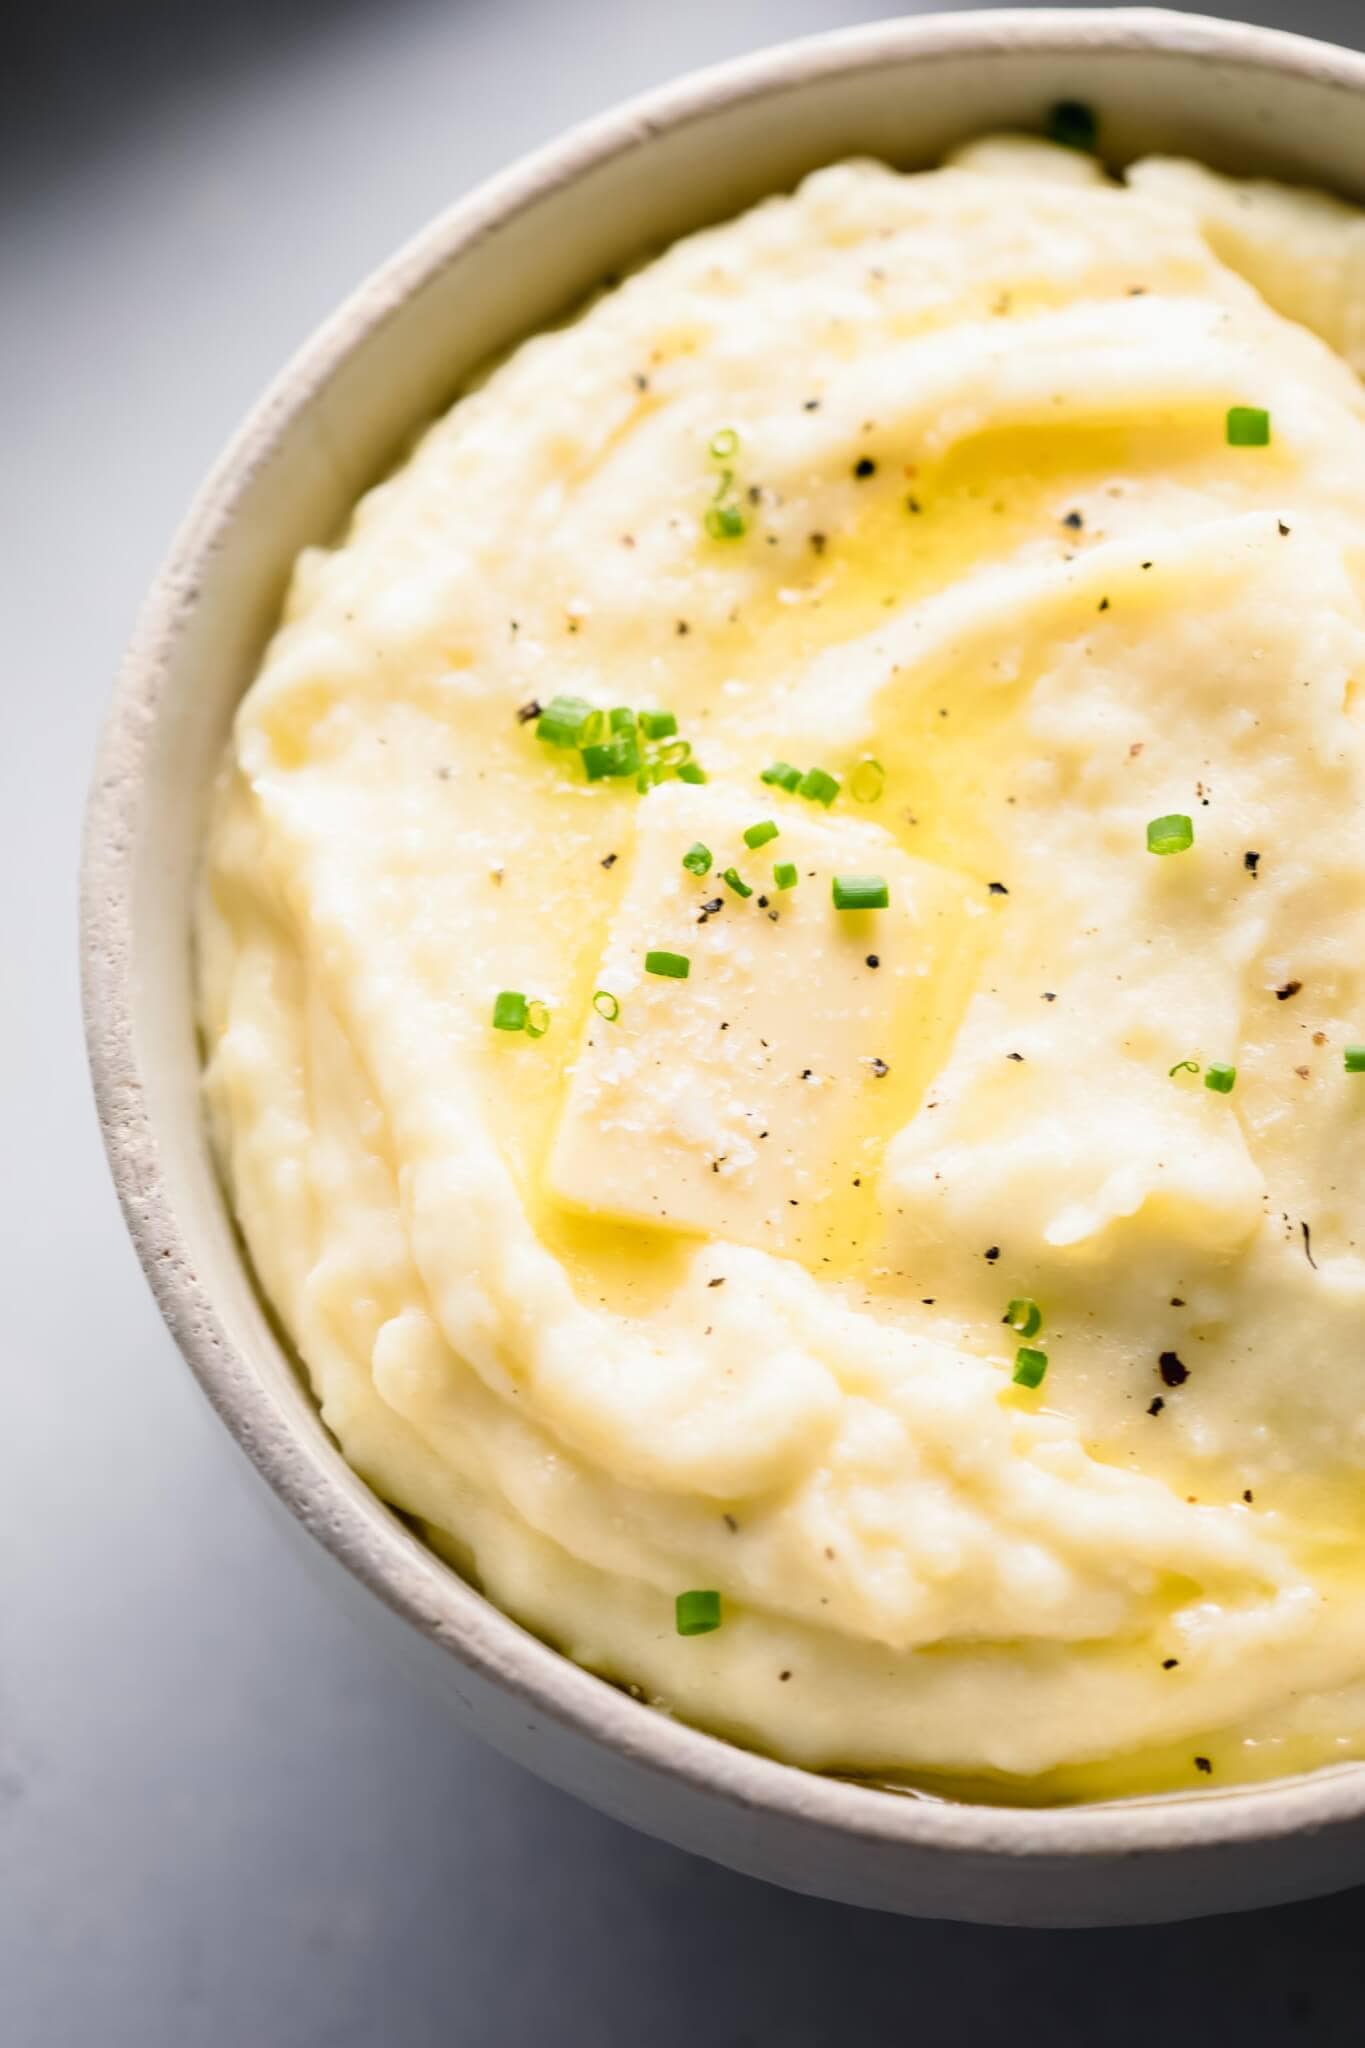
[849,757,885,804]
[1046,99,1097,151]
[492,990,528,1031]
[761,761,803,792]
[682,841,712,876]
[774,861,798,890]
[832,874,889,911]
[1226,406,1270,447]
[609,706,635,733]
[798,766,840,807]
[722,866,753,899]
[525,1000,550,1040]
[676,760,707,784]
[582,734,640,780]
[744,819,779,850]
[1147,813,1194,855]
[1004,1298,1042,1339]
[1013,1346,1048,1389]
[535,695,597,748]
[676,1589,722,1636]
[592,990,620,1022]
[639,710,678,740]
[645,950,690,979]
[709,428,740,463]
[657,739,692,768]
[705,503,746,541]
[1168,1059,1200,1078]
[1204,1062,1236,1094]
[1345,1046,1365,1074]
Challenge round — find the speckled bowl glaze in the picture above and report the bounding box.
[82,10,1365,1925]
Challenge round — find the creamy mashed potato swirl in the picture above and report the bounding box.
[198,138,1365,1800]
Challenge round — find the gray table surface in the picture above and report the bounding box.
[7,2,1365,2040]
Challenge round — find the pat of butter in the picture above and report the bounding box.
[546,781,976,1257]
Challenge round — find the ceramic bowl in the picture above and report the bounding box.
[82,8,1365,1925]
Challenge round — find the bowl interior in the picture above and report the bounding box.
[83,9,1365,1923]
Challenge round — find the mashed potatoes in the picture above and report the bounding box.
[197,136,1365,1801]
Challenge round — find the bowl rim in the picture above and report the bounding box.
[82,4,1365,1872]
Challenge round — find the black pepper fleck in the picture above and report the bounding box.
[853,457,877,479]
[1148,1396,1165,1416]
[866,954,880,969]
[1159,1350,1189,1388]
[1062,510,1083,531]
[1162,1658,1179,1670]
[1275,979,1301,1000]
[515,698,542,724]
[984,1246,1000,1264]
[1194,1756,1213,1775]
[1244,850,1260,876]
[988,881,1009,896]
[600,852,618,870]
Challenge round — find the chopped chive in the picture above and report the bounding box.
[525,1000,551,1040]
[722,866,753,899]
[592,989,620,1022]
[774,861,798,890]
[705,503,746,540]
[676,1588,722,1635]
[744,819,779,850]
[761,761,803,792]
[1204,1062,1237,1094]
[1226,406,1270,447]
[1346,1046,1365,1074]
[657,738,692,767]
[682,841,712,876]
[1147,813,1194,855]
[832,874,889,911]
[535,695,596,748]
[708,428,740,463]
[1004,1298,1042,1339]
[1046,99,1097,151]
[849,757,885,804]
[491,990,528,1032]
[609,706,636,734]
[798,765,840,806]
[1168,1059,1200,1078]
[645,950,690,979]
[676,760,707,784]
[639,710,678,740]
[582,734,640,780]
[1013,1346,1048,1390]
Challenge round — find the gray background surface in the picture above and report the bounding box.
[7,2,1365,2041]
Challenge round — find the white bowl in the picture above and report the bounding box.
[82,8,1365,1926]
